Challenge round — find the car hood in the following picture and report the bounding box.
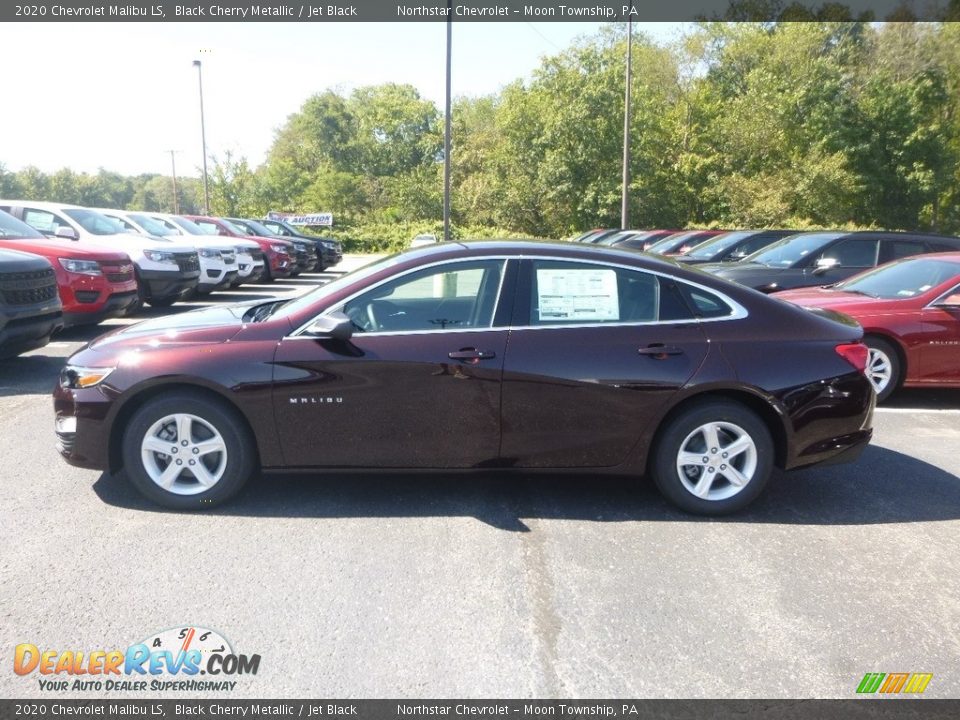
[84,233,197,253]
[773,288,909,314]
[88,301,270,351]
[0,237,131,262]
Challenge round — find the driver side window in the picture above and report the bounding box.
[341,260,504,333]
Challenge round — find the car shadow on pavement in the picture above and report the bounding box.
[0,354,66,396]
[91,444,960,529]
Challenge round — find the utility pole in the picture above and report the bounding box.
[167,150,180,214]
[621,18,633,230]
[443,0,452,243]
[193,59,211,215]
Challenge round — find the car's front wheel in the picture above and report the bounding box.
[863,336,901,402]
[651,400,774,515]
[122,393,256,510]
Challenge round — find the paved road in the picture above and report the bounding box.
[1,256,958,699]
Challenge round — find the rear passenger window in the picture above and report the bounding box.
[881,240,926,263]
[682,286,734,319]
[527,261,714,325]
[819,238,879,268]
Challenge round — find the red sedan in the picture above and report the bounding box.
[773,253,960,400]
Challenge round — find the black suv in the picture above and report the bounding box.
[702,231,960,292]
[259,219,342,271]
[0,249,63,358]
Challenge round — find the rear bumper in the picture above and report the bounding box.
[140,269,199,302]
[0,310,63,358]
[63,291,138,328]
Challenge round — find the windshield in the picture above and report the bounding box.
[63,208,126,236]
[686,231,752,260]
[647,231,698,253]
[129,213,176,236]
[236,219,274,236]
[834,257,960,299]
[271,253,407,321]
[746,232,843,267]
[0,210,45,239]
[221,219,249,236]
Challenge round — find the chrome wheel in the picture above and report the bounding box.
[866,347,893,396]
[140,413,228,495]
[676,421,758,501]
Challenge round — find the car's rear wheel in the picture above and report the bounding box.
[863,336,901,402]
[651,400,774,515]
[122,393,255,510]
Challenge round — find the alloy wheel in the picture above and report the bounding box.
[675,421,758,501]
[866,347,893,396]
[140,413,227,495]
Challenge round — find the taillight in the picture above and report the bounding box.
[835,343,869,374]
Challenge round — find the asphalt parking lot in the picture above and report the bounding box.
[1,254,958,699]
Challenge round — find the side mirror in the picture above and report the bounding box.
[813,257,839,275]
[55,226,79,241]
[303,311,353,341]
[933,292,960,309]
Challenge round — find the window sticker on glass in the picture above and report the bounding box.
[537,268,620,321]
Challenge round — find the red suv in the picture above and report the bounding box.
[0,210,137,327]
[185,215,294,282]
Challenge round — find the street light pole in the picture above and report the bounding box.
[443,0,452,243]
[192,59,211,215]
[167,150,180,214]
[621,18,633,230]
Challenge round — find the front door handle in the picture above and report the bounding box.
[448,349,496,361]
[638,344,683,358]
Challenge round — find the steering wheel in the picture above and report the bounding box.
[345,304,372,332]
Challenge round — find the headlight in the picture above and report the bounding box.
[58,258,102,276]
[198,248,222,259]
[60,365,115,389]
[271,244,290,254]
[322,241,338,250]
[144,250,176,264]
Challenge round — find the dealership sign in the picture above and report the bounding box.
[266,211,333,227]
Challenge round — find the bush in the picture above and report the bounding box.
[318,221,542,254]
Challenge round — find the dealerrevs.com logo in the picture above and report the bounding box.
[14,626,261,692]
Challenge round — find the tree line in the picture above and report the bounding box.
[3,22,960,245]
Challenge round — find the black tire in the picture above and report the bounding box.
[121,392,256,510]
[863,336,902,403]
[651,400,774,515]
[261,263,274,283]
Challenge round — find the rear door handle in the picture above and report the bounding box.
[638,344,683,357]
[448,349,496,361]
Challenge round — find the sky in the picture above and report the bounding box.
[0,22,687,178]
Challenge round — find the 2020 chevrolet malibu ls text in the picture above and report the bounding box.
[53,240,875,515]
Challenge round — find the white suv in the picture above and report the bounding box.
[147,214,265,286]
[0,200,200,307]
[96,209,237,295]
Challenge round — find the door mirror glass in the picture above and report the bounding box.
[304,311,353,341]
[55,226,79,240]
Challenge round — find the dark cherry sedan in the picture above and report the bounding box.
[53,241,874,515]
[773,253,960,401]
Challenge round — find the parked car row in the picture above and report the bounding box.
[576,226,960,401]
[0,200,342,359]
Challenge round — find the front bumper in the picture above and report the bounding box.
[63,291,138,327]
[53,383,111,470]
[0,310,63,358]
[140,268,200,302]
[320,246,342,269]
